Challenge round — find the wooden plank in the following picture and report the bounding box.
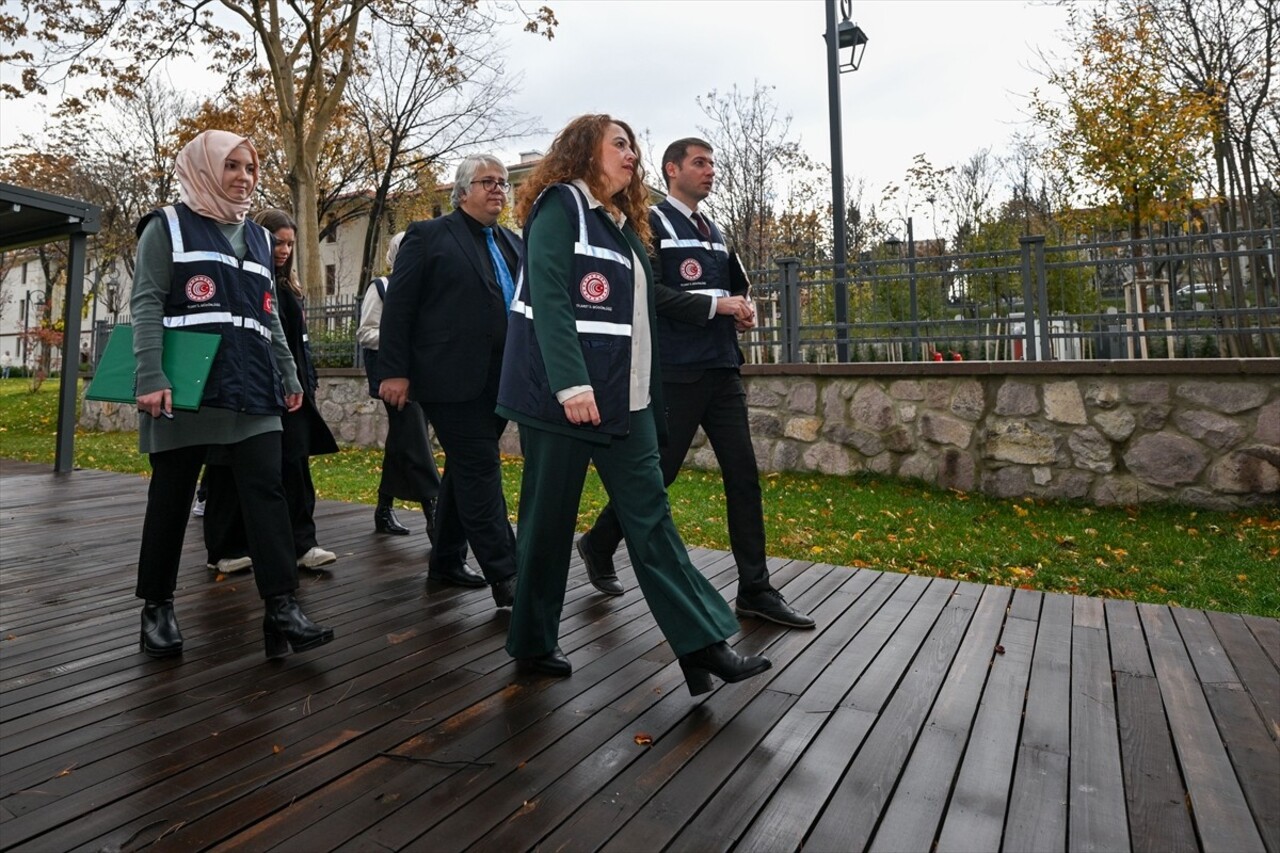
[1141,603,1266,853]
[1242,615,1280,671]
[463,569,857,853]
[1004,591,1073,853]
[589,573,889,852]
[1107,599,1197,853]
[871,585,1013,852]
[935,611,1037,853]
[1069,596,1131,853]
[1207,611,1279,743]
[732,574,941,853]
[804,582,983,852]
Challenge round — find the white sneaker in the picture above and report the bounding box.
[297,546,337,569]
[192,498,206,517]
[207,556,253,573]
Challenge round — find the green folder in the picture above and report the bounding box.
[86,324,221,411]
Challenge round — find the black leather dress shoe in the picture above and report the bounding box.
[577,532,624,596]
[491,577,515,608]
[139,599,183,658]
[517,646,572,677]
[678,641,771,696]
[374,505,411,536]
[735,588,816,629]
[427,562,487,588]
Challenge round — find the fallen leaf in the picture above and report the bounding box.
[995,644,1006,655]
[634,733,654,746]
[272,744,283,754]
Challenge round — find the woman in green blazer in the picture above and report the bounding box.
[496,114,771,696]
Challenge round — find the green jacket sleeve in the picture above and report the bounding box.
[130,217,173,396]
[526,200,592,395]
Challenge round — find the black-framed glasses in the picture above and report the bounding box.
[470,178,511,193]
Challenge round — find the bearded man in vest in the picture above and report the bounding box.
[578,137,815,629]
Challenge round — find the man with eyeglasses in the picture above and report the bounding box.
[378,154,521,609]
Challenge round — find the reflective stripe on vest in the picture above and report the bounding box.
[161,206,274,281]
[651,206,728,255]
[162,312,273,339]
[569,188,633,269]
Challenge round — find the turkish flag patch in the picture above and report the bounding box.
[263,291,274,313]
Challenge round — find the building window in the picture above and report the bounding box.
[21,262,27,284]
[325,264,337,296]
[325,225,336,244]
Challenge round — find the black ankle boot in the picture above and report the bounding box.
[374,503,410,535]
[140,599,183,658]
[677,641,771,696]
[263,594,335,659]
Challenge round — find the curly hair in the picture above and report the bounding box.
[515,114,652,247]
[252,208,303,297]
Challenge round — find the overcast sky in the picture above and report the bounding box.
[0,0,1075,230]
[491,0,1074,217]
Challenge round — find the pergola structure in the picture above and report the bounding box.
[0,182,101,473]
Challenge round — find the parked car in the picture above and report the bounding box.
[1176,284,1217,309]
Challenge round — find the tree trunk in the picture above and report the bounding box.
[289,159,325,304]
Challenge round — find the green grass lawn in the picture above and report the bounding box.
[3,378,1277,617]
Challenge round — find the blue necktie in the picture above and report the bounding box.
[483,226,516,309]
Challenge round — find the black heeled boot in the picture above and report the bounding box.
[677,641,771,696]
[374,500,410,535]
[140,599,183,658]
[263,594,335,659]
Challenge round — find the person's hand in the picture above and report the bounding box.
[379,377,410,410]
[716,295,750,318]
[136,388,172,420]
[285,392,303,412]
[562,389,601,426]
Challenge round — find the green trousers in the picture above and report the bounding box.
[506,407,740,660]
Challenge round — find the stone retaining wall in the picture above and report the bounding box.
[80,360,1280,510]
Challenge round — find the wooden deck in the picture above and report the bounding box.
[0,458,1276,853]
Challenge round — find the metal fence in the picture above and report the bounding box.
[91,227,1279,370]
[741,226,1278,363]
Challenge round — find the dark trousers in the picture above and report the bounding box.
[506,407,740,660]
[420,366,516,583]
[136,432,298,601]
[590,369,771,594]
[203,446,318,561]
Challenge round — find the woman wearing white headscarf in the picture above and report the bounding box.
[356,231,443,540]
[130,129,334,660]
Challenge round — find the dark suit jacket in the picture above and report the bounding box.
[378,209,523,403]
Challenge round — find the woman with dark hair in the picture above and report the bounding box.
[497,114,770,695]
[130,130,333,660]
[202,208,340,573]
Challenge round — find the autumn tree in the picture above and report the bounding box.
[1030,4,1219,247]
[346,16,539,291]
[696,82,806,271]
[1,82,197,319]
[0,0,556,301]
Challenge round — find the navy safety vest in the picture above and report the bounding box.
[139,203,284,414]
[498,183,638,437]
[650,201,742,371]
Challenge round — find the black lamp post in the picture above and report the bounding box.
[825,0,868,362]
